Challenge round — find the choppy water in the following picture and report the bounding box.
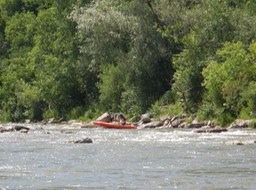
[0,123,256,190]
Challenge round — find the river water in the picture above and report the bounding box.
[0,123,256,190]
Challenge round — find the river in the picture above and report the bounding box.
[0,123,256,189]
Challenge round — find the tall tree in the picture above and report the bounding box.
[0,0,85,120]
[0,11,37,121]
[201,41,256,124]
[70,0,173,115]
[30,3,82,118]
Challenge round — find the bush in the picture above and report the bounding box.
[149,101,183,119]
[43,109,59,120]
[76,102,103,122]
[120,87,142,117]
[67,106,86,120]
[217,112,235,126]
[239,108,253,119]
[12,106,25,122]
[249,119,256,129]
[248,120,256,129]
[148,101,161,118]
[0,111,11,122]
[160,90,178,105]
[78,109,99,122]
[197,100,237,126]
[197,101,218,121]
[239,82,256,119]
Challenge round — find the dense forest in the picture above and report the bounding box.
[0,0,256,125]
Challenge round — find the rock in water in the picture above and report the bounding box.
[0,127,8,133]
[194,127,227,133]
[96,112,112,122]
[14,125,30,131]
[73,137,93,144]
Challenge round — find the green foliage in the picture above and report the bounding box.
[149,90,181,118]
[5,12,36,55]
[0,110,11,122]
[67,106,86,120]
[201,41,256,121]
[248,120,256,129]
[81,110,94,121]
[239,82,256,119]
[0,0,83,121]
[1,0,256,122]
[197,101,220,121]
[70,0,137,64]
[97,63,125,111]
[14,79,44,120]
[149,101,183,119]
[42,109,58,120]
[71,0,173,116]
[217,112,235,127]
[198,101,235,126]
[15,80,39,108]
[29,3,82,118]
[171,0,236,114]
[0,0,23,19]
[77,103,102,122]
[120,86,142,117]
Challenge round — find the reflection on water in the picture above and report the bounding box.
[0,123,256,189]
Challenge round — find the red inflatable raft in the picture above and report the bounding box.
[93,121,137,129]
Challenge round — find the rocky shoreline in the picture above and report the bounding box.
[0,125,30,133]
[82,113,255,132]
[0,113,255,145]
[1,113,255,133]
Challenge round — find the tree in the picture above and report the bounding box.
[0,11,37,121]
[30,5,81,118]
[168,0,255,114]
[201,41,256,124]
[70,0,173,115]
[0,0,85,121]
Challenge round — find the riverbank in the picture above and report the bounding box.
[1,113,255,133]
[1,118,256,147]
[80,113,256,132]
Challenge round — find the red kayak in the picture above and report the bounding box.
[93,121,137,129]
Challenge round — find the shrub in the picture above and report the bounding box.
[217,112,235,126]
[120,87,142,117]
[0,111,11,122]
[67,106,86,120]
[43,109,58,120]
[149,101,183,119]
[248,120,256,129]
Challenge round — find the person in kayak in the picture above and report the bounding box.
[119,113,126,125]
[110,112,118,122]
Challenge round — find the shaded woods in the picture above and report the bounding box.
[0,0,256,126]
